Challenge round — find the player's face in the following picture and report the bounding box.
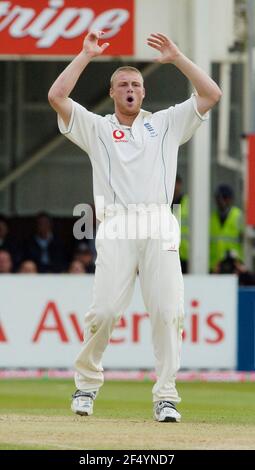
[110,71,145,115]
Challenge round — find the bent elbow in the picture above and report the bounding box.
[213,88,223,104]
[48,89,58,106]
[48,91,66,114]
[207,88,222,110]
[48,89,55,106]
[48,85,66,107]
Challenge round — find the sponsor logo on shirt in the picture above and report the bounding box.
[144,122,158,137]
[112,129,128,142]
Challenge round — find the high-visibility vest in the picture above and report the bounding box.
[209,206,244,271]
[179,195,189,261]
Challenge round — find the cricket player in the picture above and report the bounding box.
[48,31,221,422]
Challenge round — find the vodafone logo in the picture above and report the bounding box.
[113,129,125,140]
[112,129,127,142]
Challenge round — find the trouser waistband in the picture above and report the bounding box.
[103,204,172,218]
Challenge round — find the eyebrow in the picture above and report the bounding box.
[118,80,142,85]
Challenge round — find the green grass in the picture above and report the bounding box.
[0,443,57,450]
[1,379,255,450]
[0,379,255,424]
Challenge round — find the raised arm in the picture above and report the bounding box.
[48,31,109,127]
[147,33,222,115]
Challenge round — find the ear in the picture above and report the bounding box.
[109,87,113,99]
[142,87,145,99]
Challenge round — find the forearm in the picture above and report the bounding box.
[48,51,92,99]
[173,53,222,102]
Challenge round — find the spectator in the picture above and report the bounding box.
[18,260,38,274]
[210,185,244,272]
[0,249,13,273]
[172,175,189,273]
[0,215,21,269]
[215,250,255,286]
[68,260,86,274]
[0,216,9,249]
[73,242,95,273]
[24,212,66,273]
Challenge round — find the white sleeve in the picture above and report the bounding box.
[57,99,98,156]
[172,94,209,145]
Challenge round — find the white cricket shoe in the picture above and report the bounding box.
[154,401,181,422]
[71,390,96,416]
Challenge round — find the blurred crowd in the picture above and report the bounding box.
[0,212,96,275]
[172,177,255,286]
[1,180,255,285]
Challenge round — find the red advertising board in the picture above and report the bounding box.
[246,134,255,225]
[0,0,134,56]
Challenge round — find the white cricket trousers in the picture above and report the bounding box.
[74,207,184,403]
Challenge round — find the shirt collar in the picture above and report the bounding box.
[107,109,151,127]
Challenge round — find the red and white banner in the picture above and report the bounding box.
[0,0,134,56]
[0,275,237,369]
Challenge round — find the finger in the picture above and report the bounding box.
[147,38,163,47]
[147,38,163,45]
[101,42,110,52]
[147,42,162,51]
[89,30,103,40]
[150,33,164,39]
[155,32,169,41]
[150,33,169,46]
[87,31,98,41]
[148,34,164,43]
[148,33,166,42]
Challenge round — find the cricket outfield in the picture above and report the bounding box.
[0,379,254,450]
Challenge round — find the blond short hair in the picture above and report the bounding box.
[110,66,143,87]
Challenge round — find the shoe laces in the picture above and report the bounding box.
[72,390,96,400]
[156,401,177,411]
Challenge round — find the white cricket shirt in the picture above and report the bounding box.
[58,94,208,221]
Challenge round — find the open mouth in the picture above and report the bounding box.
[127,96,134,103]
